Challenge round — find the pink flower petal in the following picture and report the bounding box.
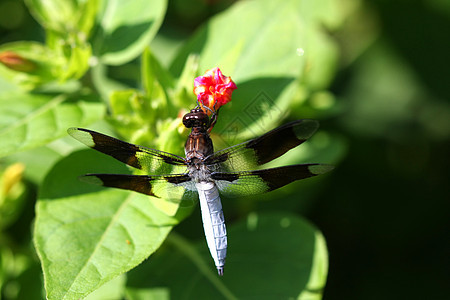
[193,67,237,113]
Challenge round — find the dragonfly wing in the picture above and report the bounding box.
[212,164,334,198]
[81,173,198,204]
[205,119,319,172]
[68,128,187,175]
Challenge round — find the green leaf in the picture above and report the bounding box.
[84,274,126,300]
[0,92,105,157]
[94,0,167,65]
[126,212,328,299]
[34,149,193,299]
[172,53,200,109]
[90,62,131,102]
[182,0,356,80]
[210,79,300,145]
[4,142,68,184]
[25,0,100,36]
[171,0,307,82]
[141,47,175,114]
[0,39,91,87]
[170,0,355,82]
[107,90,159,147]
[108,90,185,154]
[169,0,354,140]
[142,48,175,97]
[46,31,92,81]
[24,0,98,81]
[301,29,339,90]
[0,42,64,90]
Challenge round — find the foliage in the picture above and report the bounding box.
[0,0,366,299]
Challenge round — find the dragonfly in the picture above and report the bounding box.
[68,107,333,276]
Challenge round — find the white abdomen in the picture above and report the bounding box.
[196,181,227,275]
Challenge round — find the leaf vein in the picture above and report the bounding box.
[64,193,134,298]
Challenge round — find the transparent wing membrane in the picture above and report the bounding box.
[68,128,187,175]
[212,163,333,198]
[206,119,319,172]
[80,173,198,206]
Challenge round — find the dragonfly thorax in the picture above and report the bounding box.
[184,109,214,165]
[188,160,212,182]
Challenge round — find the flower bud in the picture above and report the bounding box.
[0,51,36,72]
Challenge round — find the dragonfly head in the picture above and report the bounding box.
[182,108,209,129]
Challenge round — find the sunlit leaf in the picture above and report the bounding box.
[48,32,92,81]
[84,274,126,300]
[0,39,90,86]
[0,42,63,89]
[0,92,104,157]
[4,139,75,184]
[34,150,193,299]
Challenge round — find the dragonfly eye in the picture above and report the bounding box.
[182,108,209,128]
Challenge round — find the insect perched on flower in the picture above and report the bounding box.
[68,65,333,277]
[193,67,237,115]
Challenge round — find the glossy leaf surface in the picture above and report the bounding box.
[34,149,192,299]
[0,92,104,157]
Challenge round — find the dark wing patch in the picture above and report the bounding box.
[212,164,333,198]
[205,119,319,172]
[68,128,187,175]
[81,173,197,203]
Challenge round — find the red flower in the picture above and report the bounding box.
[193,67,237,113]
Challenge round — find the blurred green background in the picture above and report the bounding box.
[0,0,449,299]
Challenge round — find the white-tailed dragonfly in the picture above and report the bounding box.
[68,108,333,276]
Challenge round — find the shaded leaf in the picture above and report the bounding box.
[90,62,131,102]
[25,0,100,36]
[211,78,298,143]
[94,0,167,65]
[142,47,175,100]
[170,0,354,140]
[126,212,328,299]
[341,43,450,141]
[171,0,307,82]
[171,0,355,82]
